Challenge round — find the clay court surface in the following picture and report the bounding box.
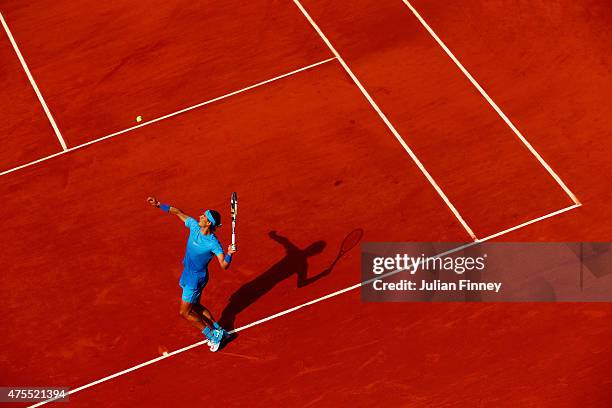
[1,0,611,406]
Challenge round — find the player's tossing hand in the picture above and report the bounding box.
[227,244,237,255]
[147,196,160,207]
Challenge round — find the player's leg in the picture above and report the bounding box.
[179,286,224,351]
[179,297,220,349]
[179,299,206,330]
[195,303,229,343]
[194,303,215,326]
[180,286,214,329]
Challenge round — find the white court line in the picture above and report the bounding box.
[400,0,580,206]
[0,57,336,177]
[29,203,581,407]
[291,0,477,241]
[0,11,67,151]
[476,203,581,242]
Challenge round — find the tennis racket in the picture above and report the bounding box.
[230,192,238,251]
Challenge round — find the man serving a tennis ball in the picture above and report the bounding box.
[147,196,236,352]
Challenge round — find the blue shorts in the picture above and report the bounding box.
[179,271,209,304]
[181,286,203,304]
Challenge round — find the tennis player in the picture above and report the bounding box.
[147,196,236,352]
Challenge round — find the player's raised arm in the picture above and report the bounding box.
[147,196,191,222]
[216,245,237,270]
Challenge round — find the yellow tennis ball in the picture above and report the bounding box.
[136,115,142,123]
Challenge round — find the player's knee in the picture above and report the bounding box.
[179,307,190,319]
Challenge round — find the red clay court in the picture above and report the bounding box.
[1,0,611,406]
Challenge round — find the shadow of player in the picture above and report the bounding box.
[219,230,330,337]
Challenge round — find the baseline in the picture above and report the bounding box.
[30,203,581,407]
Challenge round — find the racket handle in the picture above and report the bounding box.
[231,233,236,251]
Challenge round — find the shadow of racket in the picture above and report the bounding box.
[321,228,364,274]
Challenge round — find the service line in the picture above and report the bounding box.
[1,57,337,177]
